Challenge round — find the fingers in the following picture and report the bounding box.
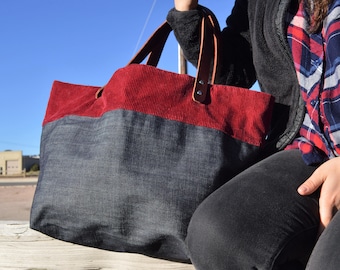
[297,170,324,196]
[317,173,340,232]
[318,199,334,232]
[297,167,328,232]
[174,0,198,11]
[297,158,340,232]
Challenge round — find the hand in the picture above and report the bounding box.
[174,0,198,11]
[298,157,340,232]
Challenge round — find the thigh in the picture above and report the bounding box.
[187,150,320,270]
[306,211,340,270]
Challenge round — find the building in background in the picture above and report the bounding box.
[0,150,39,176]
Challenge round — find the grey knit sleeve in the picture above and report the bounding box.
[166,8,202,68]
[167,4,256,88]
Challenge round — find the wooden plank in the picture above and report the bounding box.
[0,222,195,270]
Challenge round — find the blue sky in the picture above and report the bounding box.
[0,1,235,156]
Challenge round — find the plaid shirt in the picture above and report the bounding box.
[286,0,340,165]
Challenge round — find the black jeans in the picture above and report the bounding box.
[306,209,340,269]
[187,149,340,269]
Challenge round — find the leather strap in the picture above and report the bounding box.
[102,6,220,104]
[128,22,172,67]
[193,11,219,103]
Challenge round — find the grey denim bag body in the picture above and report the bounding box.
[30,9,274,262]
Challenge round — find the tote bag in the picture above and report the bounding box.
[30,9,275,262]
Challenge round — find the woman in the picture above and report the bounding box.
[167,0,340,269]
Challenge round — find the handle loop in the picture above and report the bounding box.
[101,6,220,104]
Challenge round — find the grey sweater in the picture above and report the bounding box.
[167,0,305,153]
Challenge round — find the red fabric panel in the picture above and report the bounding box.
[43,64,274,146]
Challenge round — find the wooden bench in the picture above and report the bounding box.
[0,221,195,270]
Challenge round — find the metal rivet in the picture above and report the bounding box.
[198,80,205,85]
[196,90,203,96]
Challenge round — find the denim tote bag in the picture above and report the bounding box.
[30,8,275,262]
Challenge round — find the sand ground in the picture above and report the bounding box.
[0,179,37,221]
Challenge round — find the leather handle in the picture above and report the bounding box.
[96,22,172,99]
[128,22,172,66]
[193,10,219,103]
[103,6,220,104]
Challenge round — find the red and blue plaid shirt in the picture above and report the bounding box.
[286,0,340,165]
